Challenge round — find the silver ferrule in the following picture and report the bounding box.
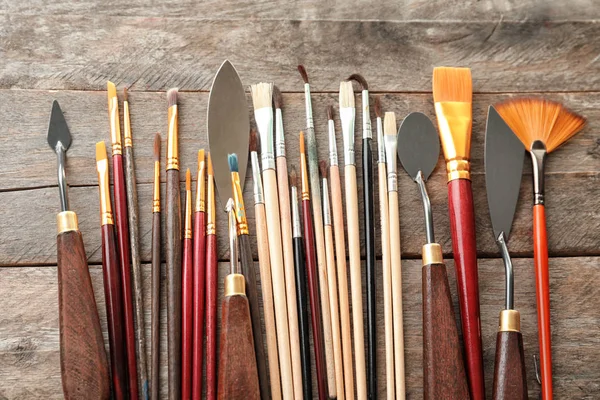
[340,107,356,166]
[275,108,286,158]
[328,119,338,166]
[362,89,372,139]
[384,134,398,191]
[416,171,435,244]
[530,140,547,205]
[376,117,385,164]
[251,151,264,205]
[322,177,331,226]
[255,107,275,170]
[55,142,69,212]
[304,83,314,130]
[291,185,302,238]
[496,231,514,310]
[227,199,240,275]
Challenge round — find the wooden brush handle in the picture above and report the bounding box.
[181,236,193,400]
[293,236,312,400]
[447,178,484,400]
[422,261,470,400]
[254,204,282,400]
[344,164,367,400]
[330,165,355,399]
[150,212,161,400]
[493,329,528,400]
[57,228,110,400]
[217,293,260,400]
[100,224,129,400]
[533,204,553,400]
[205,233,218,400]
[112,154,139,399]
[262,168,294,400]
[192,211,207,400]
[165,168,182,400]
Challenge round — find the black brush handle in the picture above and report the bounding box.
[293,236,312,400]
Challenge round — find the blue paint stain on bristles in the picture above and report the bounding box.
[228,153,239,172]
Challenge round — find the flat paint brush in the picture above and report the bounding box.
[182,169,194,400]
[96,141,129,400]
[250,82,294,399]
[165,87,182,400]
[289,166,312,400]
[273,86,304,400]
[340,80,367,400]
[122,88,149,400]
[495,98,586,400]
[433,67,484,400]
[300,132,328,400]
[327,105,355,400]
[298,65,336,399]
[205,154,218,400]
[251,131,282,400]
[150,134,161,400]
[107,81,139,400]
[192,150,207,400]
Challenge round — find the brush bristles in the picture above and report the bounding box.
[96,141,108,162]
[207,153,213,175]
[198,149,205,166]
[319,160,328,178]
[298,65,309,84]
[348,73,368,91]
[107,81,117,98]
[495,98,586,153]
[167,88,178,107]
[299,131,305,154]
[339,81,355,108]
[228,153,239,173]
[290,166,298,187]
[384,112,397,136]
[327,105,334,120]
[186,169,191,191]
[123,87,128,102]
[273,85,283,109]
[154,133,161,161]
[374,96,382,118]
[250,82,273,110]
[249,128,259,153]
[432,67,472,103]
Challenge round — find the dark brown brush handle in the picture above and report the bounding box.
[217,294,260,400]
[151,211,161,400]
[423,262,470,400]
[166,168,182,400]
[493,330,528,400]
[57,229,110,400]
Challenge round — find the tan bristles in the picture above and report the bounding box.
[273,85,283,109]
[153,133,161,162]
[327,105,334,120]
[348,73,368,91]
[198,149,205,166]
[186,168,191,191]
[339,81,355,108]
[96,141,108,162]
[432,67,472,103]
[374,96,382,118]
[250,82,273,110]
[123,87,128,102]
[249,128,259,153]
[167,88,178,107]
[384,112,397,136]
[297,65,309,84]
[299,131,305,154]
[290,166,298,187]
[495,98,586,153]
[107,81,117,98]
[319,160,328,178]
[207,152,213,175]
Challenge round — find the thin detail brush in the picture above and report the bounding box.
[205,153,218,400]
[182,169,193,400]
[150,133,161,400]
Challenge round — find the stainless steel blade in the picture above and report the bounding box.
[485,106,525,242]
[207,60,250,208]
[47,100,72,153]
[397,112,440,181]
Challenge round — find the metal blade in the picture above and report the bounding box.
[397,112,440,181]
[485,106,525,242]
[47,100,72,153]
[207,60,250,208]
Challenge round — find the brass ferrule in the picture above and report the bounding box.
[123,100,132,148]
[207,174,216,235]
[498,309,521,332]
[57,211,79,234]
[304,83,314,130]
[340,107,356,166]
[166,105,179,170]
[255,107,275,171]
[96,158,114,226]
[153,161,160,213]
[362,89,372,139]
[530,141,547,205]
[434,102,472,181]
[184,185,192,239]
[231,171,249,235]
[225,274,246,297]
[422,243,443,266]
[195,159,206,212]
[301,152,310,201]
[377,117,385,163]
[108,95,122,155]
[328,119,338,166]
[275,108,286,158]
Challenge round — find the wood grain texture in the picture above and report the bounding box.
[493,330,528,400]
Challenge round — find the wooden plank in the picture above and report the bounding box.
[1,16,599,91]
[1,258,599,398]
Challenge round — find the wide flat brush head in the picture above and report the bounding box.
[153,133,161,161]
[374,96,382,118]
[297,65,309,84]
[290,166,298,188]
[432,67,472,103]
[273,85,283,109]
[326,105,334,121]
[495,98,586,153]
[250,82,273,110]
[186,168,191,191]
[107,81,117,98]
[384,112,397,136]
[96,141,107,162]
[339,81,355,108]
[319,160,328,178]
[228,153,239,173]
[347,73,368,91]
[207,152,213,175]
[167,88,178,107]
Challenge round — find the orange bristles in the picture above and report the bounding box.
[186,168,191,191]
[299,131,305,155]
[207,153,213,175]
[432,67,472,103]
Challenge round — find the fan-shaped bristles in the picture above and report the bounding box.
[186,168,191,191]
[250,83,274,110]
[327,105,334,121]
[290,166,298,188]
[273,85,283,109]
[249,128,259,153]
[153,133,161,162]
[207,152,213,175]
[495,98,586,153]
[348,73,368,91]
[339,81,355,108]
[432,67,472,103]
[299,131,305,155]
[228,153,239,173]
[167,88,178,107]
[384,112,397,136]
[374,96,382,119]
[297,65,309,84]
[319,160,328,178]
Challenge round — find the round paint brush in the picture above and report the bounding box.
[181,169,193,400]
[150,133,161,400]
[205,153,218,400]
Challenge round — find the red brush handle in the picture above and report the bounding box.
[101,224,129,400]
[447,178,484,400]
[192,212,207,400]
[112,154,139,399]
[205,233,218,400]
[303,199,328,400]
[534,204,553,399]
[181,236,194,400]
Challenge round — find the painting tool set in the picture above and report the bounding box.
[49,61,586,400]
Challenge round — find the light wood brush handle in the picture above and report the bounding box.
[330,164,355,399]
[388,190,406,398]
[345,164,367,400]
[276,156,303,400]
[262,168,294,400]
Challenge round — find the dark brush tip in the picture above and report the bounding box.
[290,166,298,187]
[123,87,128,102]
[273,85,283,109]
[228,153,239,173]
[167,88,178,107]
[347,73,368,90]
[319,160,328,178]
[297,65,309,84]
[327,105,334,120]
[374,96,382,118]
[153,133,161,161]
[249,128,259,153]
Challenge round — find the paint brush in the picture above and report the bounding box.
[298,65,336,399]
[250,82,294,399]
[340,79,367,400]
[289,166,312,400]
[107,81,139,400]
[250,130,282,400]
[495,98,586,400]
[182,169,193,400]
[205,153,218,400]
[165,87,182,400]
[327,104,355,400]
[432,67,484,400]
[96,141,129,400]
[150,133,161,400]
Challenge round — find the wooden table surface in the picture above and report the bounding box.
[1,1,599,399]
